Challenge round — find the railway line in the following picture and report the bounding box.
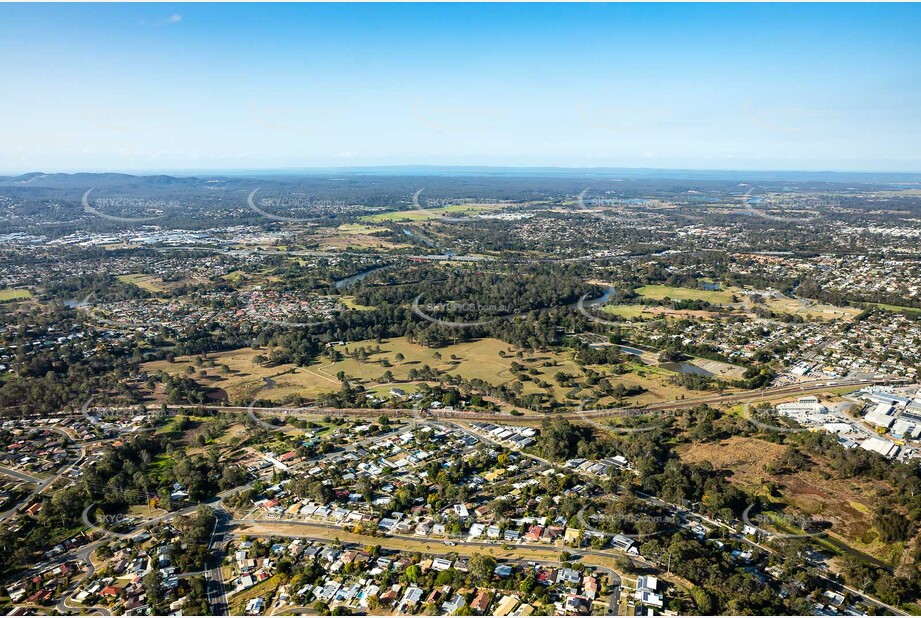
[7,376,890,429]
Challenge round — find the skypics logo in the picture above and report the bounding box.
[576,400,672,435]
[411,278,612,330]
[80,481,203,541]
[740,188,832,223]
[406,188,624,269]
[574,188,645,224]
[741,503,830,540]
[81,504,141,539]
[245,293,342,330]
[411,188,476,223]
[81,288,342,332]
[740,403,811,434]
[81,395,171,435]
[76,292,163,331]
[82,188,168,224]
[248,384,441,438]
[244,394,311,436]
[576,505,682,542]
[246,188,345,223]
[412,295,512,328]
[576,290,630,328]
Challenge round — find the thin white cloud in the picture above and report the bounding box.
[142,13,182,26]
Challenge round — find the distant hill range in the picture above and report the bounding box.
[1,170,919,222]
[0,172,206,190]
[2,167,920,189]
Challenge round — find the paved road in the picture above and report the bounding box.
[229,524,626,614]
[0,466,43,484]
[17,375,900,427]
[642,377,884,412]
[458,421,907,616]
[206,508,231,616]
[47,537,112,616]
[1,373,907,615]
[631,492,908,616]
[0,432,89,523]
[25,443,904,616]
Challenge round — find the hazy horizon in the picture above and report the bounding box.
[4,166,921,184]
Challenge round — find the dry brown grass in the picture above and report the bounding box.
[143,337,584,405]
[678,436,902,563]
[680,437,787,484]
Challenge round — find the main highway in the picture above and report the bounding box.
[205,508,231,616]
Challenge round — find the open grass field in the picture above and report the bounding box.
[209,422,249,446]
[595,361,740,405]
[679,436,905,565]
[116,274,168,292]
[336,223,388,234]
[600,304,647,319]
[601,304,726,321]
[756,295,863,321]
[127,503,168,518]
[363,202,506,222]
[222,270,246,282]
[688,358,748,379]
[144,337,577,404]
[0,288,32,302]
[365,382,424,398]
[338,295,375,311]
[866,302,921,315]
[309,228,410,250]
[143,336,708,409]
[635,284,738,305]
[614,287,860,323]
[364,210,437,222]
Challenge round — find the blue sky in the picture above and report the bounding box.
[1,3,919,173]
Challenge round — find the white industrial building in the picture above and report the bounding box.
[777,396,823,414]
[864,403,897,429]
[860,437,900,459]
